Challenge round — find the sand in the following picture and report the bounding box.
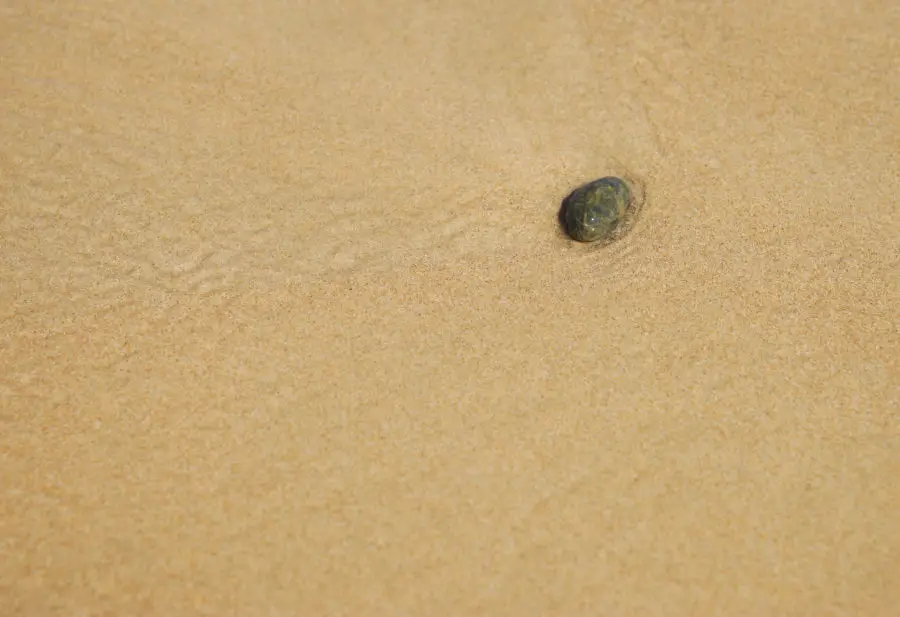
[2,0,898,614]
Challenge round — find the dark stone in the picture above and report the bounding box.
[563,176,631,243]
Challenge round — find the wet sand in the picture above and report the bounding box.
[2,0,898,614]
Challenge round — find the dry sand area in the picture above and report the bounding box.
[2,0,898,614]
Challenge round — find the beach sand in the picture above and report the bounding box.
[2,0,898,614]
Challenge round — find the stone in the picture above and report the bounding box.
[563,176,631,243]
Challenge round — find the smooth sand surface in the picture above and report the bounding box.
[2,0,898,614]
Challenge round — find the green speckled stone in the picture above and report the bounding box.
[563,176,631,243]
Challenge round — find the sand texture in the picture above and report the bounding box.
[2,0,898,614]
